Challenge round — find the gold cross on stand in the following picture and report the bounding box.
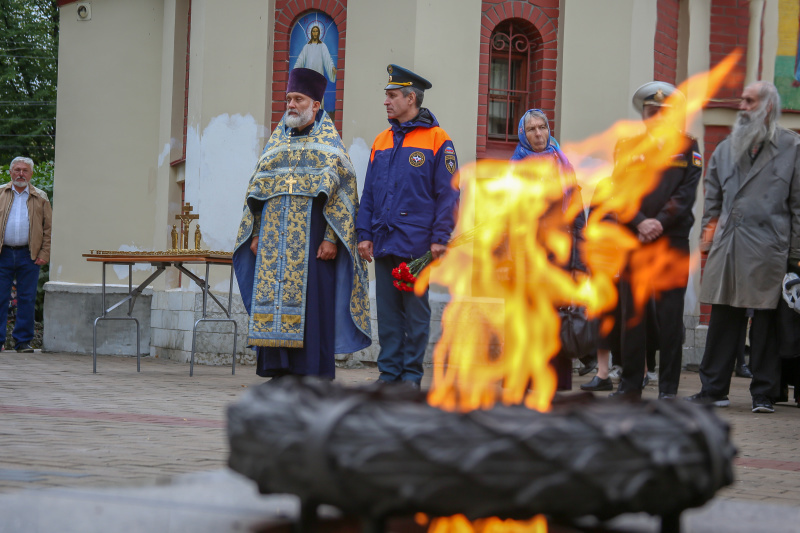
[285,175,298,193]
[175,202,200,249]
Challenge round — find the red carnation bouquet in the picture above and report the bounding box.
[391,226,480,292]
[391,262,417,292]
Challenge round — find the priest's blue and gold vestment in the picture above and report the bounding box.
[233,110,371,377]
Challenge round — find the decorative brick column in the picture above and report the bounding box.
[655,0,679,84]
[477,0,559,157]
[272,0,347,133]
[708,0,750,104]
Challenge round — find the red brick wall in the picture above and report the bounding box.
[708,0,749,104]
[272,0,347,133]
[654,0,679,84]
[702,125,730,166]
[478,0,559,158]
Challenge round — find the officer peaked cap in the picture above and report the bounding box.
[632,81,685,112]
[385,64,432,91]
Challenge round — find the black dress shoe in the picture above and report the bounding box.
[658,392,676,400]
[608,389,642,400]
[580,375,612,391]
[734,363,753,379]
[578,357,598,376]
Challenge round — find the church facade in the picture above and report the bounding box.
[47,0,799,366]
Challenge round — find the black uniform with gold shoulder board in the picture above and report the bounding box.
[613,131,703,239]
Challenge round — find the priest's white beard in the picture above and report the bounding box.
[730,104,769,164]
[285,106,314,129]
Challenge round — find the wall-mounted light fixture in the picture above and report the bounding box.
[77,3,91,21]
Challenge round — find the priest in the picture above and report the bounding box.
[233,67,371,379]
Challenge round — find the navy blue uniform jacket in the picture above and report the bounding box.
[357,109,460,259]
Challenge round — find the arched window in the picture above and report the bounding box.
[478,0,559,158]
[484,19,543,158]
[488,21,536,143]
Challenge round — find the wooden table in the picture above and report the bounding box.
[83,252,237,376]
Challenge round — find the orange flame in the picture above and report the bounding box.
[422,52,739,414]
[417,53,739,532]
[426,514,548,533]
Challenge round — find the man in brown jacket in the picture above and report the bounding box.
[687,82,800,413]
[0,157,52,352]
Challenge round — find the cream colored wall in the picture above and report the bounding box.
[412,0,481,166]
[182,0,274,267]
[558,0,657,143]
[52,0,165,284]
[685,0,710,137]
[682,0,712,316]
[341,0,420,189]
[341,0,481,193]
[761,0,779,83]
[153,0,189,290]
[55,0,784,295]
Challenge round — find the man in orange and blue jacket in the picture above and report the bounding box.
[356,64,459,388]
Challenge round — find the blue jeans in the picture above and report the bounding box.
[0,246,40,347]
[374,255,431,384]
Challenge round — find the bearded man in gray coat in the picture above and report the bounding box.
[687,81,800,413]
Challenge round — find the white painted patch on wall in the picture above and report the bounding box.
[184,114,265,253]
[157,142,171,167]
[111,244,151,279]
[348,137,370,199]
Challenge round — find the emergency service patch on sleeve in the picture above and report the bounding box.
[445,155,456,174]
[409,151,425,167]
[692,151,703,167]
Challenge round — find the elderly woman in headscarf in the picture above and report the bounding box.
[510,109,589,391]
[511,108,562,160]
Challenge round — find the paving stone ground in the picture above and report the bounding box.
[1,352,799,531]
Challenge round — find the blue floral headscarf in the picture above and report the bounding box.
[510,109,564,161]
[510,109,578,212]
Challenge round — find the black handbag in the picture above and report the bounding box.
[557,216,597,359]
[558,305,597,359]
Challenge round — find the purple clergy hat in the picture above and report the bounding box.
[287,68,328,103]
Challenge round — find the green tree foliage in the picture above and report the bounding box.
[0,0,59,165]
